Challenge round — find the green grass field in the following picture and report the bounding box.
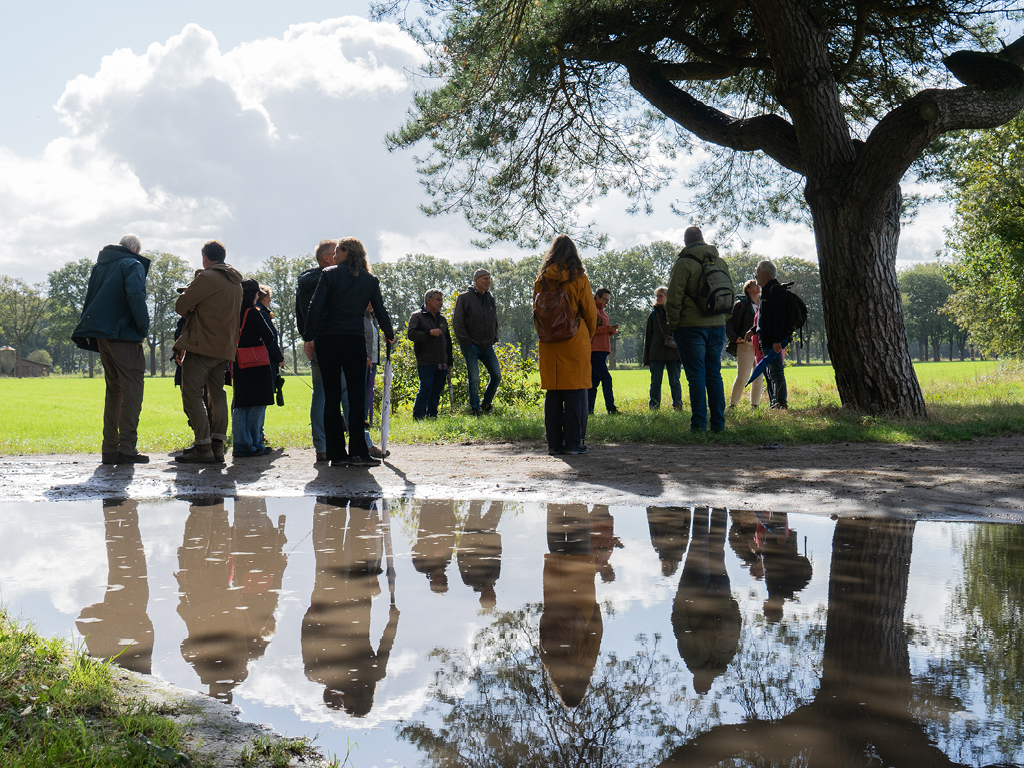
[1,359,1019,454]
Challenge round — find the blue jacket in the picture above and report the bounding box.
[72,245,151,350]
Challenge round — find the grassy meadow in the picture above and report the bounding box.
[1,359,1020,455]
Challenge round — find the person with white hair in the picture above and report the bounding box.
[72,234,152,465]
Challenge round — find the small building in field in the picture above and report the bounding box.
[0,347,52,377]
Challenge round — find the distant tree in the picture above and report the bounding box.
[377,254,462,335]
[488,255,542,353]
[382,0,1024,416]
[46,257,94,373]
[898,264,953,362]
[145,252,192,376]
[27,349,52,367]
[253,254,314,373]
[0,276,48,377]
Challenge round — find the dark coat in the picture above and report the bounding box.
[725,296,757,343]
[305,266,394,341]
[295,266,323,342]
[756,278,788,348]
[407,306,454,367]
[643,304,679,365]
[72,245,151,350]
[232,306,284,408]
[453,287,498,347]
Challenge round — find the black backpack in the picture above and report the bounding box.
[781,282,808,335]
[684,253,734,315]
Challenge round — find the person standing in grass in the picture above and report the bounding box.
[408,289,454,420]
[231,279,283,458]
[726,280,763,409]
[589,288,620,415]
[534,235,597,456]
[643,286,683,411]
[751,259,789,409]
[296,239,337,463]
[454,268,501,415]
[72,234,151,465]
[173,240,244,464]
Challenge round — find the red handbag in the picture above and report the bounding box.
[236,309,270,369]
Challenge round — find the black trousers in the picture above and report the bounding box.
[316,334,371,460]
[544,389,589,451]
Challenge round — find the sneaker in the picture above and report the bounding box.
[315,451,328,463]
[673,403,683,411]
[728,404,738,409]
[607,406,619,414]
[117,452,150,464]
[349,455,381,467]
[548,448,566,456]
[101,453,119,465]
[481,403,493,414]
[369,445,390,459]
[330,457,350,467]
[470,408,483,417]
[566,445,588,455]
[176,446,217,463]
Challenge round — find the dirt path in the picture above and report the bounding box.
[4,435,1024,522]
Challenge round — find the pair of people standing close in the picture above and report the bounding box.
[304,238,396,468]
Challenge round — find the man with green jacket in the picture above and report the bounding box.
[72,234,151,465]
[665,227,732,433]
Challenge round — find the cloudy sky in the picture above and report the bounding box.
[0,0,991,284]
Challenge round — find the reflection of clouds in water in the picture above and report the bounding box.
[594,536,676,611]
[0,502,107,615]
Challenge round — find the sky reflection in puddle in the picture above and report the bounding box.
[0,498,1021,767]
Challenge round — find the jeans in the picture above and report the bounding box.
[180,352,230,445]
[316,334,373,460]
[762,344,788,407]
[672,326,726,432]
[310,360,327,452]
[232,405,266,454]
[588,351,615,413]
[462,343,501,410]
[414,364,448,418]
[96,339,145,455]
[544,389,589,452]
[649,359,682,409]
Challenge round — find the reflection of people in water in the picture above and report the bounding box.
[540,504,604,708]
[647,506,692,577]
[728,510,812,622]
[412,500,458,594]
[457,501,503,609]
[302,497,400,717]
[175,497,287,702]
[590,505,622,583]
[77,499,154,674]
[672,507,741,695]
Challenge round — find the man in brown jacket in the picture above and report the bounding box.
[173,240,244,463]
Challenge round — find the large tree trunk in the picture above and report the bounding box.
[808,185,926,416]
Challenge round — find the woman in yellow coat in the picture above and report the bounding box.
[534,235,597,455]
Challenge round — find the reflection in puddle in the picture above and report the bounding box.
[1,499,1021,767]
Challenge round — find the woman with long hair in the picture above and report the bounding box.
[534,234,597,455]
[232,278,283,457]
[304,238,395,467]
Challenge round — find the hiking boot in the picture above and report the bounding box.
[211,440,225,462]
[101,453,119,465]
[369,444,390,459]
[117,452,150,464]
[176,445,217,463]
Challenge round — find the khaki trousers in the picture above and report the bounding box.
[730,341,763,407]
[97,339,146,455]
[180,352,229,445]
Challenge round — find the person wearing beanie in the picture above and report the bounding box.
[665,226,733,433]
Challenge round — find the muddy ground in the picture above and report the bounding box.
[4,435,1024,522]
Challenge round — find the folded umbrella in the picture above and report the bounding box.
[747,348,778,387]
[380,340,393,457]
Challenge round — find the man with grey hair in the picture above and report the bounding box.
[73,234,152,464]
[296,239,337,462]
[408,288,454,419]
[750,259,789,409]
[454,268,501,414]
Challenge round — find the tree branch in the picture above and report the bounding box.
[627,63,804,174]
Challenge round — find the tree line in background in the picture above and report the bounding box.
[0,240,984,378]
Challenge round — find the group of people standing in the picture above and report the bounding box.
[72,226,792,467]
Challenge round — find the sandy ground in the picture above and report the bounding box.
[4,435,1024,522]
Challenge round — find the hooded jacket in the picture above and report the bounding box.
[72,245,151,350]
[533,264,597,390]
[173,262,245,360]
[665,242,729,329]
[453,286,498,347]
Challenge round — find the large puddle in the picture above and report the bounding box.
[1,498,1021,767]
